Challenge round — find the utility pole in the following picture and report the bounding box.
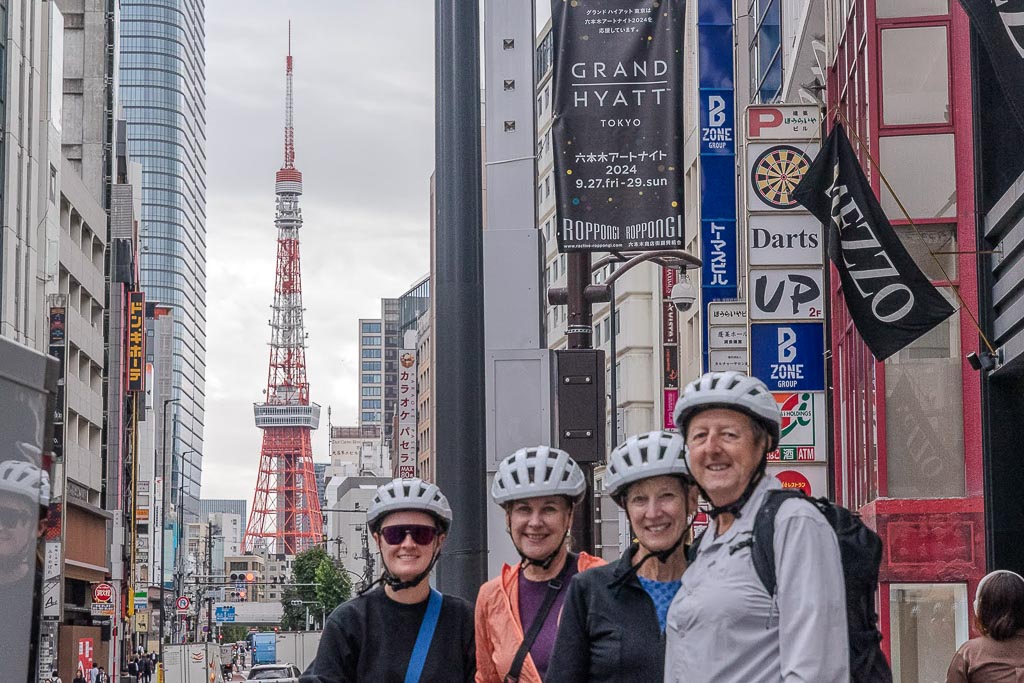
[159,397,179,668]
[434,0,486,600]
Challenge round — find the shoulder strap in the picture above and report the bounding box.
[751,489,810,596]
[504,578,563,683]
[404,588,443,683]
[686,529,706,563]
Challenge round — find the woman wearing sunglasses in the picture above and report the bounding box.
[547,432,697,682]
[301,478,475,682]
[475,446,605,683]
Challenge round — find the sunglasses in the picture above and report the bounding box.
[0,507,34,529]
[379,524,439,546]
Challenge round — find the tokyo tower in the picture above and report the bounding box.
[244,27,323,556]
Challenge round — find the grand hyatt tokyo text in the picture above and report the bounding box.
[562,214,682,243]
[570,59,671,108]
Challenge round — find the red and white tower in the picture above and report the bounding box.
[244,27,322,556]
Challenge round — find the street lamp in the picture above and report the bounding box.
[547,249,702,552]
[159,398,179,671]
[174,448,200,643]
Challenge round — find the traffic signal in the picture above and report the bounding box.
[245,572,255,582]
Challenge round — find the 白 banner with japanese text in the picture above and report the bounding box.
[551,0,686,252]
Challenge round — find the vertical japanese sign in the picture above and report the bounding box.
[127,292,146,391]
[661,268,680,427]
[698,0,739,370]
[396,349,418,479]
[49,306,67,461]
[551,0,686,252]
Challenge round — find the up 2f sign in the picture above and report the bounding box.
[747,105,821,141]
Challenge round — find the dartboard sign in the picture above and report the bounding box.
[747,143,819,212]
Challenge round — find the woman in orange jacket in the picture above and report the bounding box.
[474,446,605,682]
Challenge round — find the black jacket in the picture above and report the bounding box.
[546,545,667,683]
[300,587,474,683]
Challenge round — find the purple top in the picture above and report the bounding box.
[517,555,579,679]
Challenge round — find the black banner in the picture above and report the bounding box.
[793,124,955,361]
[551,0,685,252]
[959,0,1024,132]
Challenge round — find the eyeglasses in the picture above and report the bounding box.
[0,506,33,529]
[380,524,439,546]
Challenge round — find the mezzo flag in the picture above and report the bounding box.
[959,0,1024,131]
[793,124,955,361]
[551,0,685,252]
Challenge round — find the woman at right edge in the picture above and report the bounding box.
[547,431,698,682]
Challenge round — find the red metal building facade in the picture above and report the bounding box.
[826,1,985,678]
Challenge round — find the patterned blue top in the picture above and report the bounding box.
[637,576,682,632]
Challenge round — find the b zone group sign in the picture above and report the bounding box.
[750,322,825,391]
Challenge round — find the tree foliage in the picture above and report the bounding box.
[315,556,352,616]
[279,546,352,630]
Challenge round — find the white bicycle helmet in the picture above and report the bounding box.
[491,446,586,506]
[366,478,452,532]
[0,458,50,507]
[673,371,782,450]
[605,431,692,501]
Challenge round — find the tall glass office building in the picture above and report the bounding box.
[119,0,207,522]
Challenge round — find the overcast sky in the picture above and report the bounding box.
[202,1,436,501]
[202,1,552,504]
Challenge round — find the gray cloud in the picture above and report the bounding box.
[202,1,434,502]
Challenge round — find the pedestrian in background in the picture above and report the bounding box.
[141,654,153,683]
[946,570,1024,682]
[48,670,62,683]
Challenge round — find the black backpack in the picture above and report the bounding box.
[751,489,892,683]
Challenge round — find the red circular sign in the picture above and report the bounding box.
[176,596,191,610]
[774,470,812,496]
[93,582,114,603]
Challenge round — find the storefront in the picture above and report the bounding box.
[826,1,985,679]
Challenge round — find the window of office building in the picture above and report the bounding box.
[362,387,381,397]
[876,0,947,18]
[879,134,957,219]
[890,583,968,682]
[362,322,381,333]
[362,348,381,358]
[885,288,964,498]
[361,361,381,371]
[361,399,381,409]
[361,374,381,384]
[362,335,381,346]
[881,26,949,126]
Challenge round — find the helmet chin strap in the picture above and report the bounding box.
[508,527,570,571]
[697,456,767,520]
[360,542,443,595]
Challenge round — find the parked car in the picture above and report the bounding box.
[246,663,301,682]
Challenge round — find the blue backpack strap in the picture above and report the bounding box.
[404,588,443,683]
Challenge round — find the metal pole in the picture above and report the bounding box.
[566,253,596,553]
[159,398,178,670]
[434,0,486,599]
[609,280,617,447]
